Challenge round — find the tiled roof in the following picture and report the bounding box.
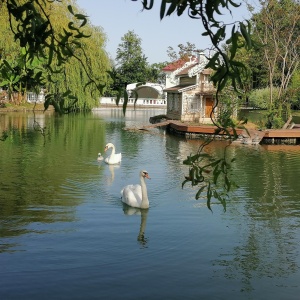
[176,63,198,76]
[162,59,187,72]
[162,56,197,72]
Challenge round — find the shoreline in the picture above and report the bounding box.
[0,103,51,112]
[2,105,300,145]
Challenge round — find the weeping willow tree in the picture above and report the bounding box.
[0,4,28,104]
[0,0,111,111]
[41,1,111,111]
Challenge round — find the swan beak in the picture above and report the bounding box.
[145,173,151,180]
[104,146,108,152]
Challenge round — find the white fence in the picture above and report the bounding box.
[27,91,45,103]
[100,97,166,107]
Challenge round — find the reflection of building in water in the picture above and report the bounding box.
[92,107,167,129]
[168,137,230,163]
[0,112,51,132]
[27,113,46,130]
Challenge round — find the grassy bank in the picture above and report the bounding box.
[0,102,51,112]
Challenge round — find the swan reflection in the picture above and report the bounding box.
[123,205,149,247]
[106,164,120,185]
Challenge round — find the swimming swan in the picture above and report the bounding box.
[121,170,150,209]
[104,143,122,164]
[97,153,104,161]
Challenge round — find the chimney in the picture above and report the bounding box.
[197,52,201,64]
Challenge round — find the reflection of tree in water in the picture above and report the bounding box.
[212,147,300,293]
[0,113,105,252]
[123,205,149,248]
[213,222,298,293]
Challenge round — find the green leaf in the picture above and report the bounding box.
[177,2,187,16]
[67,5,74,15]
[213,170,221,185]
[182,179,190,189]
[51,99,61,114]
[166,1,177,16]
[228,0,241,8]
[206,52,219,69]
[195,185,206,200]
[212,26,226,44]
[160,0,166,19]
[206,183,212,211]
[44,95,52,111]
[240,22,251,49]
[142,0,154,10]
[224,175,231,192]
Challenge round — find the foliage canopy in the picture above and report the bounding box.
[0,0,111,112]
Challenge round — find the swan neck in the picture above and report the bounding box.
[110,145,115,155]
[140,176,149,209]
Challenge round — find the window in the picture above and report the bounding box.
[187,95,199,112]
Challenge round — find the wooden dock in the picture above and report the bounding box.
[169,122,244,136]
[264,128,300,138]
[128,120,300,144]
[139,120,172,130]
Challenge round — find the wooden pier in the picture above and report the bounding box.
[139,120,172,130]
[128,120,300,145]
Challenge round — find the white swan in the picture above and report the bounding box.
[121,170,150,209]
[97,153,103,161]
[104,143,122,164]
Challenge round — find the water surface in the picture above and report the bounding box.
[1,108,300,299]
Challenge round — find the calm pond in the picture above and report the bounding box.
[1,108,300,300]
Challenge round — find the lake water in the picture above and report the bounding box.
[1,108,300,300]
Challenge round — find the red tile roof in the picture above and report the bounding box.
[162,59,187,72]
[162,56,197,72]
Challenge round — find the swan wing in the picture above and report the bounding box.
[115,153,122,163]
[121,184,142,208]
[105,153,122,164]
[104,156,110,164]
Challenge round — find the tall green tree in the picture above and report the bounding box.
[251,0,300,121]
[146,62,168,85]
[108,30,166,105]
[115,30,149,86]
[222,36,262,105]
[289,68,300,108]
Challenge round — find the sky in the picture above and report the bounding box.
[76,0,254,65]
